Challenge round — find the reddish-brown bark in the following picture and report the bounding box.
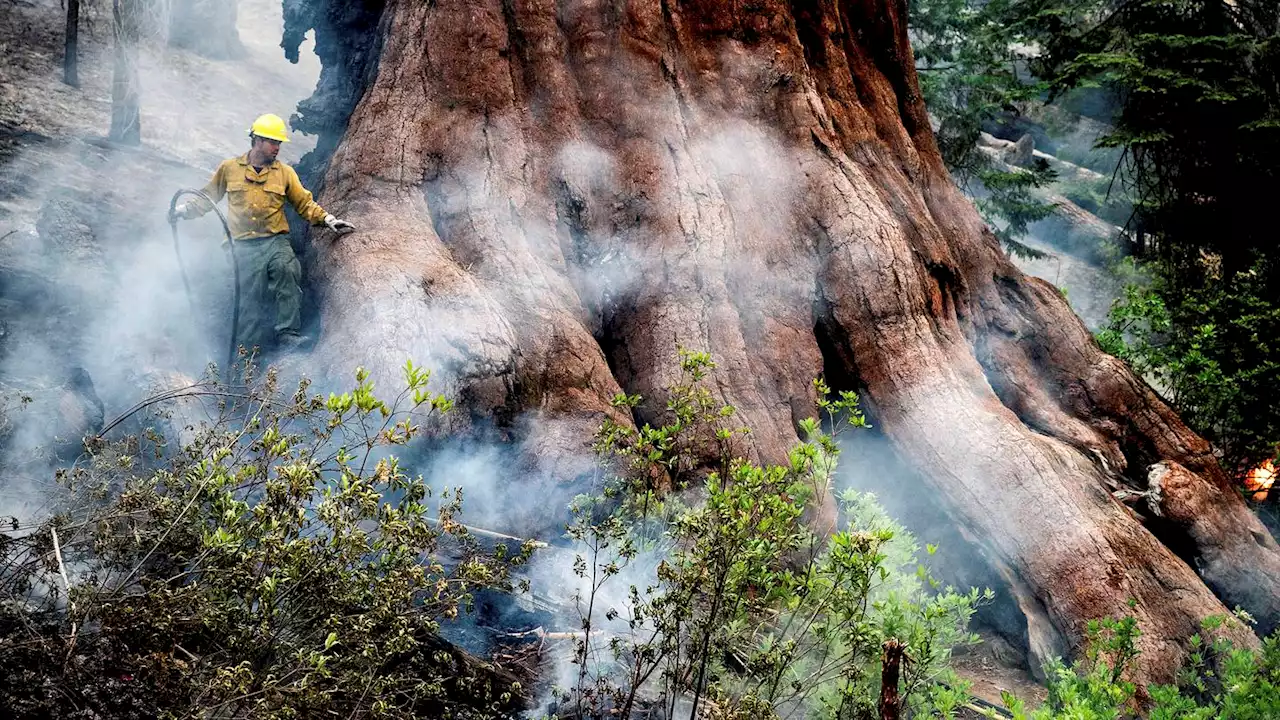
[290,0,1280,683]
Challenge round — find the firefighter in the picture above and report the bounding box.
[170,113,353,354]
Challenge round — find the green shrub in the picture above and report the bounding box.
[0,363,529,719]
[1098,259,1280,476]
[1004,611,1280,719]
[562,351,986,720]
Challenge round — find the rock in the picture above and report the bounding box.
[0,231,55,301]
[35,196,101,266]
[0,366,104,466]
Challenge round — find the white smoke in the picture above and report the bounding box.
[0,0,321,518]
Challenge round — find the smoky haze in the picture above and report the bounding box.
[1,3,1120,710]
[0,0,320,519]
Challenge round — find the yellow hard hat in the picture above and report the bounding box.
[248,113,290,143]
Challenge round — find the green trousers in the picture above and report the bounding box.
[233,234,302,353]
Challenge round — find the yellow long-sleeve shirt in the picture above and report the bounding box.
[190,154,329,240]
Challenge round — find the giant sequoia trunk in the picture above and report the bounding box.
[283,0,1280,686]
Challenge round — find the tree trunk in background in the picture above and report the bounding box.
[63,0,80,88]
[168,0,245,60]
[109,0,141,145]
[283,0,1280,687]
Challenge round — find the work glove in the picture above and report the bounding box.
[324,214,355,235]
[169,201,202,223]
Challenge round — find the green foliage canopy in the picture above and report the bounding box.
[1011,0,1280,473]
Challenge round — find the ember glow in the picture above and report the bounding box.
[1245,460,1277,502]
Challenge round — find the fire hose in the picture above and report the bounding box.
[167,188,241,375]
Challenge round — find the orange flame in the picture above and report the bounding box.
[1245,460,1276,502]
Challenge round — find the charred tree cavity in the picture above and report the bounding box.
[813,303,860,400]
[282,0,389,190]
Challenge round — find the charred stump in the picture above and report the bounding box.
[879,638,904,720]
